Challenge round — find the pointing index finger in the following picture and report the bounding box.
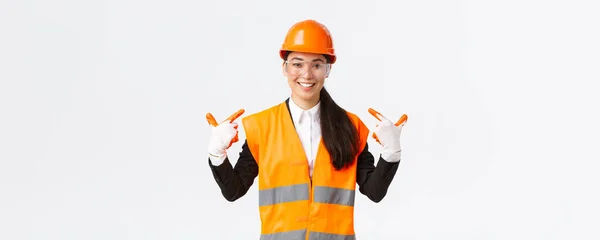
[224,109,245,123]
[368,108,387,121]
[369,108,408,126]
[206,109,245,127]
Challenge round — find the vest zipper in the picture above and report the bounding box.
[306,174,313,240]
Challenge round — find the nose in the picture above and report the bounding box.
[300,68,314,79]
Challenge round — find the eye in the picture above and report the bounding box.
[292,62,303,68]
[314,63,322,69]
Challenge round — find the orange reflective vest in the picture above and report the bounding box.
[241,101,369,240]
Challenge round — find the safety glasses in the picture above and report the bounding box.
[284,60,331,78]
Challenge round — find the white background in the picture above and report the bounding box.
[1,0,599,239]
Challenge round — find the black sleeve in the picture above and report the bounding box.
[356,143,400,203]
[208,140,259,202]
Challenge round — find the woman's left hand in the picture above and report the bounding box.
[369,108,407,162]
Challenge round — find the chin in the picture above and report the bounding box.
[294,92,312,100]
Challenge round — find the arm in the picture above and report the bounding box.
[208,140,259,202]
[356,142,401,203]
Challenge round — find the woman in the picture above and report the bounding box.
[206,19,407,240]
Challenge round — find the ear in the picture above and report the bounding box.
[282,62,288,77]
[325,65,332,78]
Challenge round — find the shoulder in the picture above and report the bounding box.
[344,110,360,121]
[242,101,285,126]
[344,109,368,129]
[342,109,371,148]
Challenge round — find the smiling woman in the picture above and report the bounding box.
[205,19,407,239]
[283,52,331,106]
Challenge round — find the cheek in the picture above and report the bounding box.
[287,79,298,89]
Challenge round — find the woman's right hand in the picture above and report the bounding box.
[206,109,245,164]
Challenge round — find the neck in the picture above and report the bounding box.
[291,94,320,110]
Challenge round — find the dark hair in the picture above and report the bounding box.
[319,87,360,170]
[284,51,360,170]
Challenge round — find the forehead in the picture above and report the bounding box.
[287,52,326,61]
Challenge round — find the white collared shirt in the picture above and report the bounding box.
[287,98,321,177]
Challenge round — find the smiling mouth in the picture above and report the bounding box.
[298,82,315,88]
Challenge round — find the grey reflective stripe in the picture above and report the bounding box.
[260,229,307,240]
[313,186,355,206]
[309,232,356,240]
[259,183,309,206]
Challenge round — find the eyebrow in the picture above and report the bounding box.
[290,57,325,63]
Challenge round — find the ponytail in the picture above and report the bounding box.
[319,87,360,170]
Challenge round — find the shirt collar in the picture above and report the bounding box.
[289,97,320,125]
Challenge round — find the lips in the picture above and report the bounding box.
[296,81,316,92]
[298,82,315,87]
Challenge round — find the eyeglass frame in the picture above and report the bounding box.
[283,60,332,77]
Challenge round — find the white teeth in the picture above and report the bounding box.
[299,83,315,87]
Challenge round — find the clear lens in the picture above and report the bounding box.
[284,60,330,78]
